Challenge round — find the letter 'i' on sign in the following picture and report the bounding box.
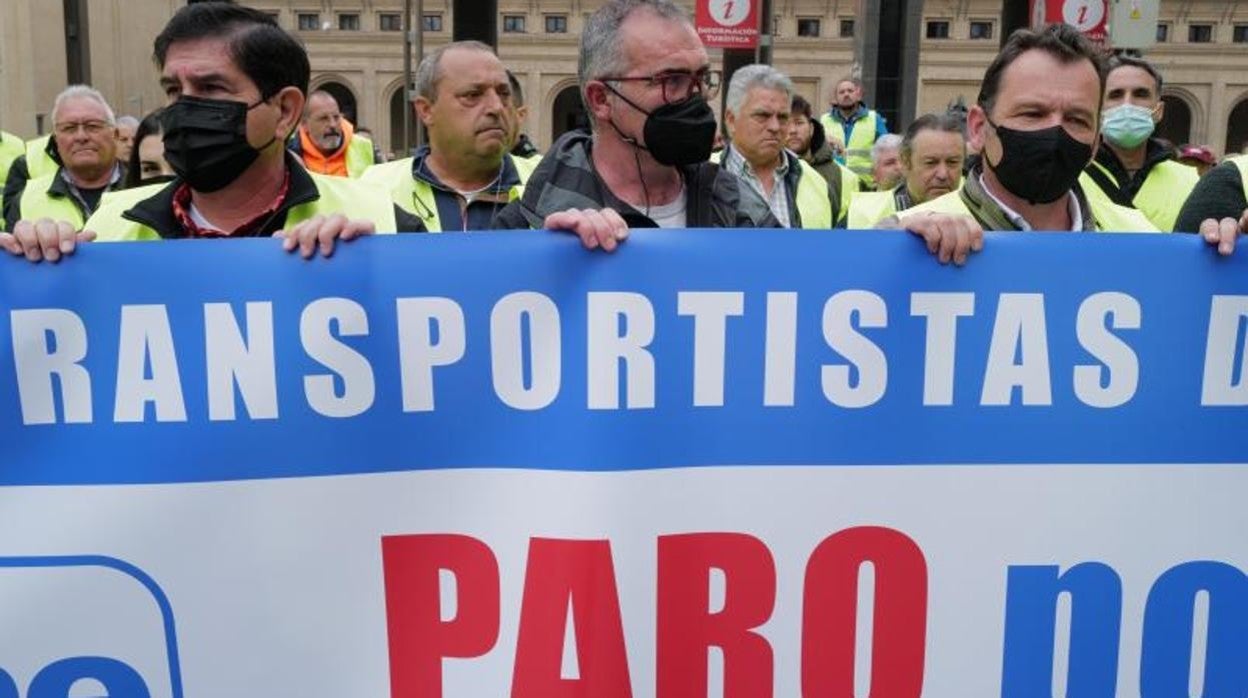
[800,527,929,697]
[382,534,500,698]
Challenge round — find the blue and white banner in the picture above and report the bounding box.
[1,230,1246,697]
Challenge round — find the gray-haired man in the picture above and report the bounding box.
[491,0,778,247]
[716,64,837,228]
[2,85,124,231]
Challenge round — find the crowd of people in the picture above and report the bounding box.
[0,0,1245,264]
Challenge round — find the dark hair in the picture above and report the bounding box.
[1106,54,1163,96]
[900,112,965,161]
[791,94,813,119]
[507,70,526,108]
[154,2,310,98]
[123,108,165,189]
[977,23,1107,116]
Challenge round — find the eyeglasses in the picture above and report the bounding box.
[599,69,722,104]
[54,120,111,137]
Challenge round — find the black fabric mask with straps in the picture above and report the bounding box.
[601,83,717,167]
[160,95,278,193]
[983,117,1093,205]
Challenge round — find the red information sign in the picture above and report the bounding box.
[695,0,760,49]
[1030,0,1109,44]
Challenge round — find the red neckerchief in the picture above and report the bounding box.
[170,171,292,238]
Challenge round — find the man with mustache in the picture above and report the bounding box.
[361,41,528,231]
[715,64,835,228]
[290,89,375,178]
[3,85,125,232]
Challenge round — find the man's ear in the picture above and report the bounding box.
[584,82,613,124]
[1153,100,1165,124]
[414,96,434,127]
[275,87,305,140]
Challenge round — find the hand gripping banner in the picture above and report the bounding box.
[1,230,1246,697]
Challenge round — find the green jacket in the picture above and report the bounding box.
[895,165,1158,233]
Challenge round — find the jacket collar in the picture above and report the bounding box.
[1091,137,1173,190]
[122,152,320,239]
[45,164,124,213]
[409,144,523,193]
[959,162,1097,232]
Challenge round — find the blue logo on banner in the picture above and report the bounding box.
[0,556,183,698]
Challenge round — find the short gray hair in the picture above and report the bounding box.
[117,115,140,130]
[872,133,902,163]
[725,64,793,115]
[579,0,690,124]
[51,85,115,126]
[414,40,497,102]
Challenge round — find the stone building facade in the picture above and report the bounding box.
[2,0,1246,158]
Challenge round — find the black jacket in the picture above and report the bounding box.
[491,129,779,230]
[115,153,424,238]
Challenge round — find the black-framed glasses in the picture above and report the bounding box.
[598,69,722,103]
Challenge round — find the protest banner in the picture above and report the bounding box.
[1,230,1246,696]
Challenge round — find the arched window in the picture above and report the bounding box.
[1227,97,1248,156]
[1156,95,1192,149]
[550,85,588,144]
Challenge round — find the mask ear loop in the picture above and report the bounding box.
[601,81,653,217]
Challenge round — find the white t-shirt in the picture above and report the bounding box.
[638,185,687,229]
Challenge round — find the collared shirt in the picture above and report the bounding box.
[722,144,792,228]
[171,170,292,237]
[59,163,123,216]
[977,172,1082,232]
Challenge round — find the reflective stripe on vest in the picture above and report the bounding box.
[847,189,898,229]
[820,110,879,183]
[345,136,375,178]
[793,159,832,229]
[17,173,86,230]
[25,135,58,180]
[897,186,1158,233]
[88,173,398,241]
[1079,158,1199,233]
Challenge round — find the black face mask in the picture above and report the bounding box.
[603,84,717,166]
[983,117,1093,205]
[160,95,277,193]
